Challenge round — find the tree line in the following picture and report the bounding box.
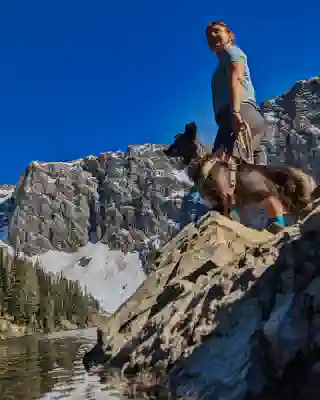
[0,247,100,333]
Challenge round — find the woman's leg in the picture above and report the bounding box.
[238,103,285,231]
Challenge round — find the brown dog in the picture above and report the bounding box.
[163,122,317,222]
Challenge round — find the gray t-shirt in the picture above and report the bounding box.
[211,44,256,115]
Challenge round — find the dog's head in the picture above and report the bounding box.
[163,122,204,165]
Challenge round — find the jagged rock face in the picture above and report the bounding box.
[8,146,210,269]
[262,76,320,176]
[102,201,320,400]
[8,161,96,254]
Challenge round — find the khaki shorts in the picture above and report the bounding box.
[213,102,267,164]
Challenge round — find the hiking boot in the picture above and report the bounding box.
[266,221,285,235]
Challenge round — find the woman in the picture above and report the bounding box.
[206,21,285,232]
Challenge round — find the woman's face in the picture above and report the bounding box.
[206,24,231,52]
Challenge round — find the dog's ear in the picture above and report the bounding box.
[184,122,197,140]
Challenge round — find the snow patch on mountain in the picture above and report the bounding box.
[31,242,146,313]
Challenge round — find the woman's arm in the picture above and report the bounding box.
[228,60,244,113]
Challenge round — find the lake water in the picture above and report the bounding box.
[0,328,130,400]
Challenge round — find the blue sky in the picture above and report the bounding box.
[0,1,318,183]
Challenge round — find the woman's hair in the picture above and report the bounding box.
[206,21,236,44]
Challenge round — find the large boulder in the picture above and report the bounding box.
[101,200,320,399]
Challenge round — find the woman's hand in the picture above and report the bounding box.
[231,111,243,135]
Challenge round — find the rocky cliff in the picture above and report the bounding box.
[7,146,210,271]
[262,75,320,176]
[102,199,320,400]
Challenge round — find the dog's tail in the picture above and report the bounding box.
[260,164,316,214]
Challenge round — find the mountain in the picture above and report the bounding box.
[0,76,319,315]
[8,149,211,260]
[261,75,320,176]
[2,148,211,313]
[101,201,320,400]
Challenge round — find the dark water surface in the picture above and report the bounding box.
[0,328,129,400]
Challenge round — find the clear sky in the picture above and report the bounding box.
[0,1,318,183]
